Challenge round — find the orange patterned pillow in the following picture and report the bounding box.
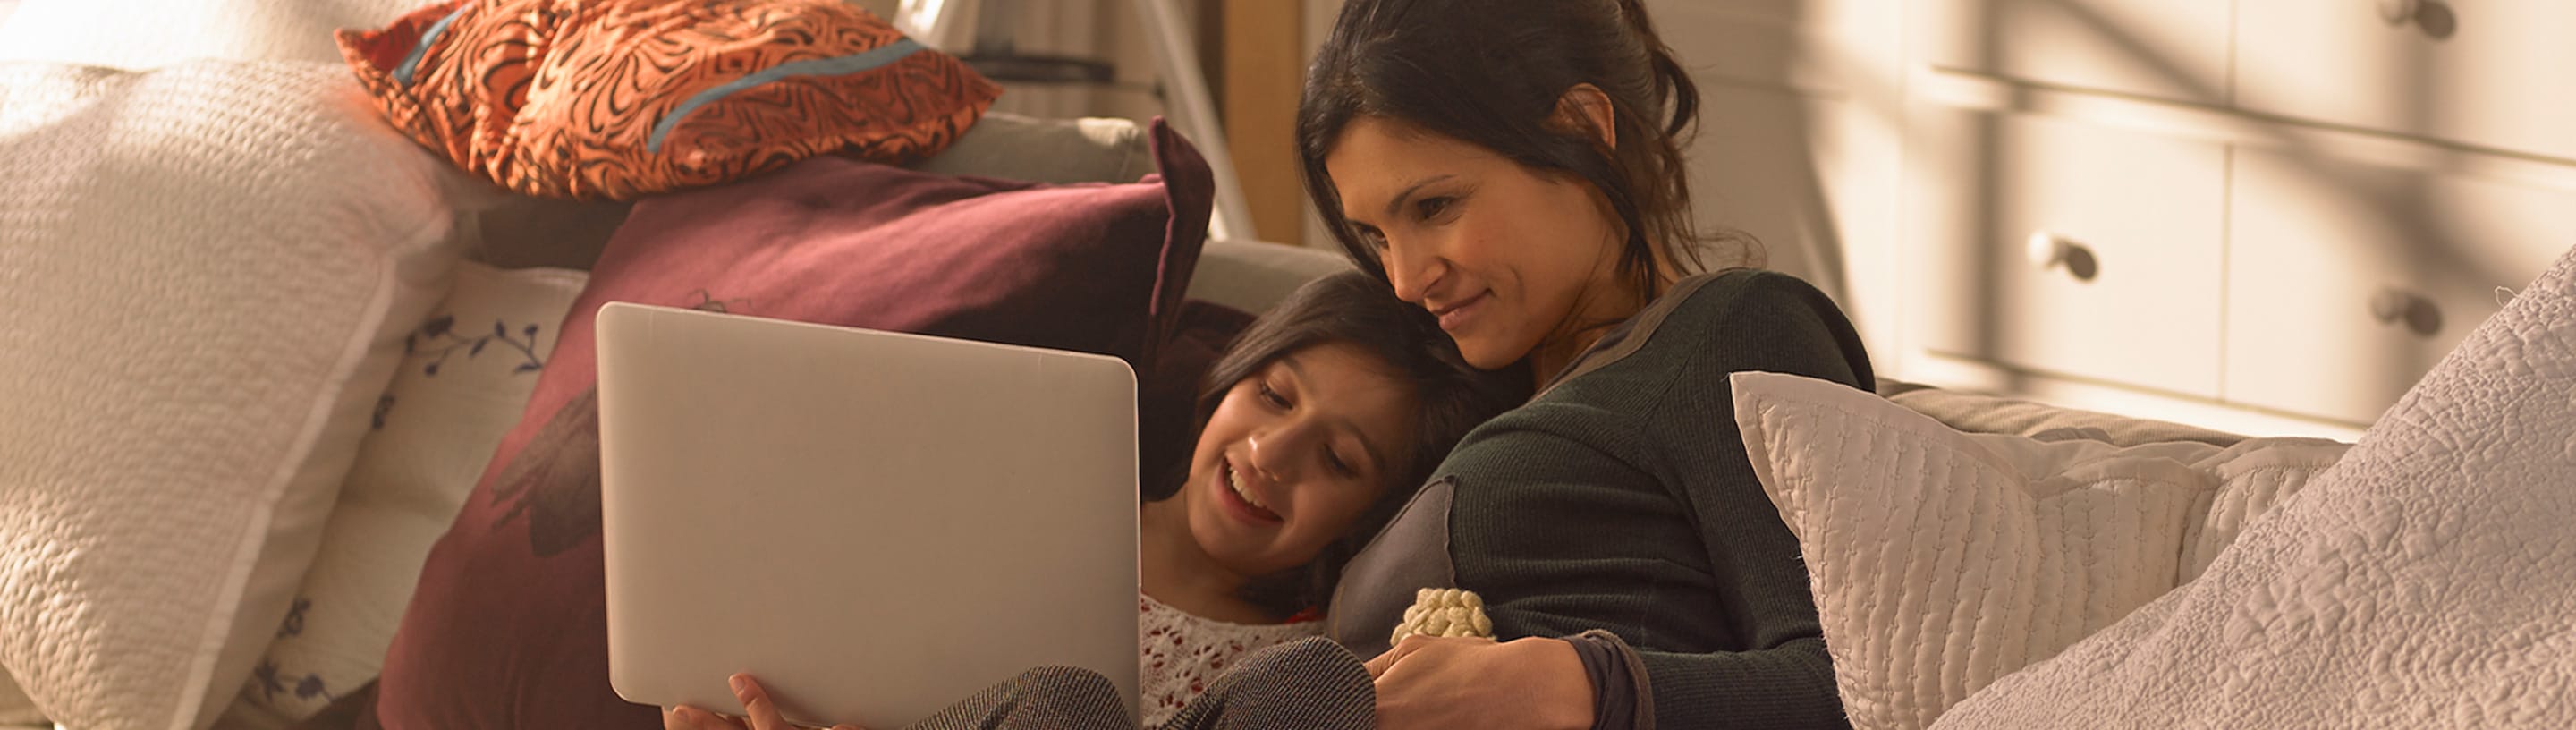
[338,0,1002,199]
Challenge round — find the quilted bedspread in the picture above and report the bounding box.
[1935,243,2576,726]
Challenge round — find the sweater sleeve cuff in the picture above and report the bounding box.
[1569,630,1655,730]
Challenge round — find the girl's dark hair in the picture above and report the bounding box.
[1297,0,1754,297]
[1189,270,1527,616]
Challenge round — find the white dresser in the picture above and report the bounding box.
[1668,0,2575,438]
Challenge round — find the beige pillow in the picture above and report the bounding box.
[1878,379,2247,448]
[0,0,426,69]
[1184,238,1354,315]
[0,61,464,730]
[1730,372,2349,730]
[223,263,587,728]
[1932,244,2576,729]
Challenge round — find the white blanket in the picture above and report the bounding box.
[1935,243,2576,727]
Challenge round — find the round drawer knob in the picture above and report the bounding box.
[2025,232,2099,282]
[2377,0,2419,23]
[2368,288,2416,322]
[2377,0,2460,38]
[2369,287,2443,335]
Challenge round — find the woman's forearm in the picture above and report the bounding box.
[1632,637,1847,729]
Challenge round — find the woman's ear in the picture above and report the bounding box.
[1550,83,1618,152]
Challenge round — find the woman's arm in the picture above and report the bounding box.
[1436,411,1847,728]
[1428,270,1869,728]
[1637,269,1869,726]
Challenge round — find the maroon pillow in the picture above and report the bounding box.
[371,120,1213,729]
[1137,300,1256,502]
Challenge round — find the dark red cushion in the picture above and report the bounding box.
[372,120,1213,729]
[1137,301,1256,502]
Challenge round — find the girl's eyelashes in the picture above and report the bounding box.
[1254,377,1366,480]
[1324,448,1357,478]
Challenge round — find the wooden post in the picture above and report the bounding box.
[1221,0,1305,245]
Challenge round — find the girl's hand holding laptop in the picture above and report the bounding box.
[665,673,858,730]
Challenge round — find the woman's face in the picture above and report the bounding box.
[1180,343,1420,580]
[1324,115,1633,372]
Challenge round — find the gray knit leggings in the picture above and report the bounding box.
[905,638,1375,730]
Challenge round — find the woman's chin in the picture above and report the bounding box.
[1471,358,1514,372]
[1459,341,1521,371]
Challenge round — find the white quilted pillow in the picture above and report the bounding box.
[224,263,586,728]
[1729,372,2349,730]
[0,0,427,70]
[1932,246,2576,728]
[0,61,463,730]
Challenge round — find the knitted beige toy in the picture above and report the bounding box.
[1391,588,1496,646]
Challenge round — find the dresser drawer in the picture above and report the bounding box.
[2237,0,2576,162]
[2224,149,2576,424]
[1917,0,2230,104]
[1906,107,2227,397]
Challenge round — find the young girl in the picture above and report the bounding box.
[666,269,1523,730]
[1131,269,1521,726]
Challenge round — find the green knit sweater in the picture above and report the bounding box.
[1332,268,1873,727]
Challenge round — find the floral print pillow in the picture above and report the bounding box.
[230,262,588,725]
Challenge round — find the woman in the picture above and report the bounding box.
[682,0,1872,726]
[668,272,1524,730]
[1299,0,1870,727]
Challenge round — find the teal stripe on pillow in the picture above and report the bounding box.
[645,38,927,154]
[394,4,476,88]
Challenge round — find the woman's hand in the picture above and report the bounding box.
[662,673,866,730]
[1364,635,1595,730]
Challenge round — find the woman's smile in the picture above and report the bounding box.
[1430,290,1489,334]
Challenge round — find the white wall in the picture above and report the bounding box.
[1644,0,1906,361]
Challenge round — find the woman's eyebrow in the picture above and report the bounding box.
[1276,356,1393,474]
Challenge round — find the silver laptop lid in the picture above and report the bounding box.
[596,301,1140,728]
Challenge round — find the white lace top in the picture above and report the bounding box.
[1137,592,1326,726]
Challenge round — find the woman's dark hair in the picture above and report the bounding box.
[1188,270,1527,617]
[1297,0,1751,297]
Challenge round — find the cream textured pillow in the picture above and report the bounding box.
[1932,245,2576,729]
[0,61,462,730]
[1729,372,2349,730]
[225,263,586,728]
[0,0,426,69]
[1880,382,2247,448]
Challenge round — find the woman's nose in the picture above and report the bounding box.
[1382,238,1443,305]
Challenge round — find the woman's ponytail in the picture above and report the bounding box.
[1611,0,1699,140]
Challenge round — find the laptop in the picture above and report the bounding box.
[594,301,1142,729]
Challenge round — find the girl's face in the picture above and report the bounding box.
[1180,342,1421,580]
[1323,115,1637,374]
